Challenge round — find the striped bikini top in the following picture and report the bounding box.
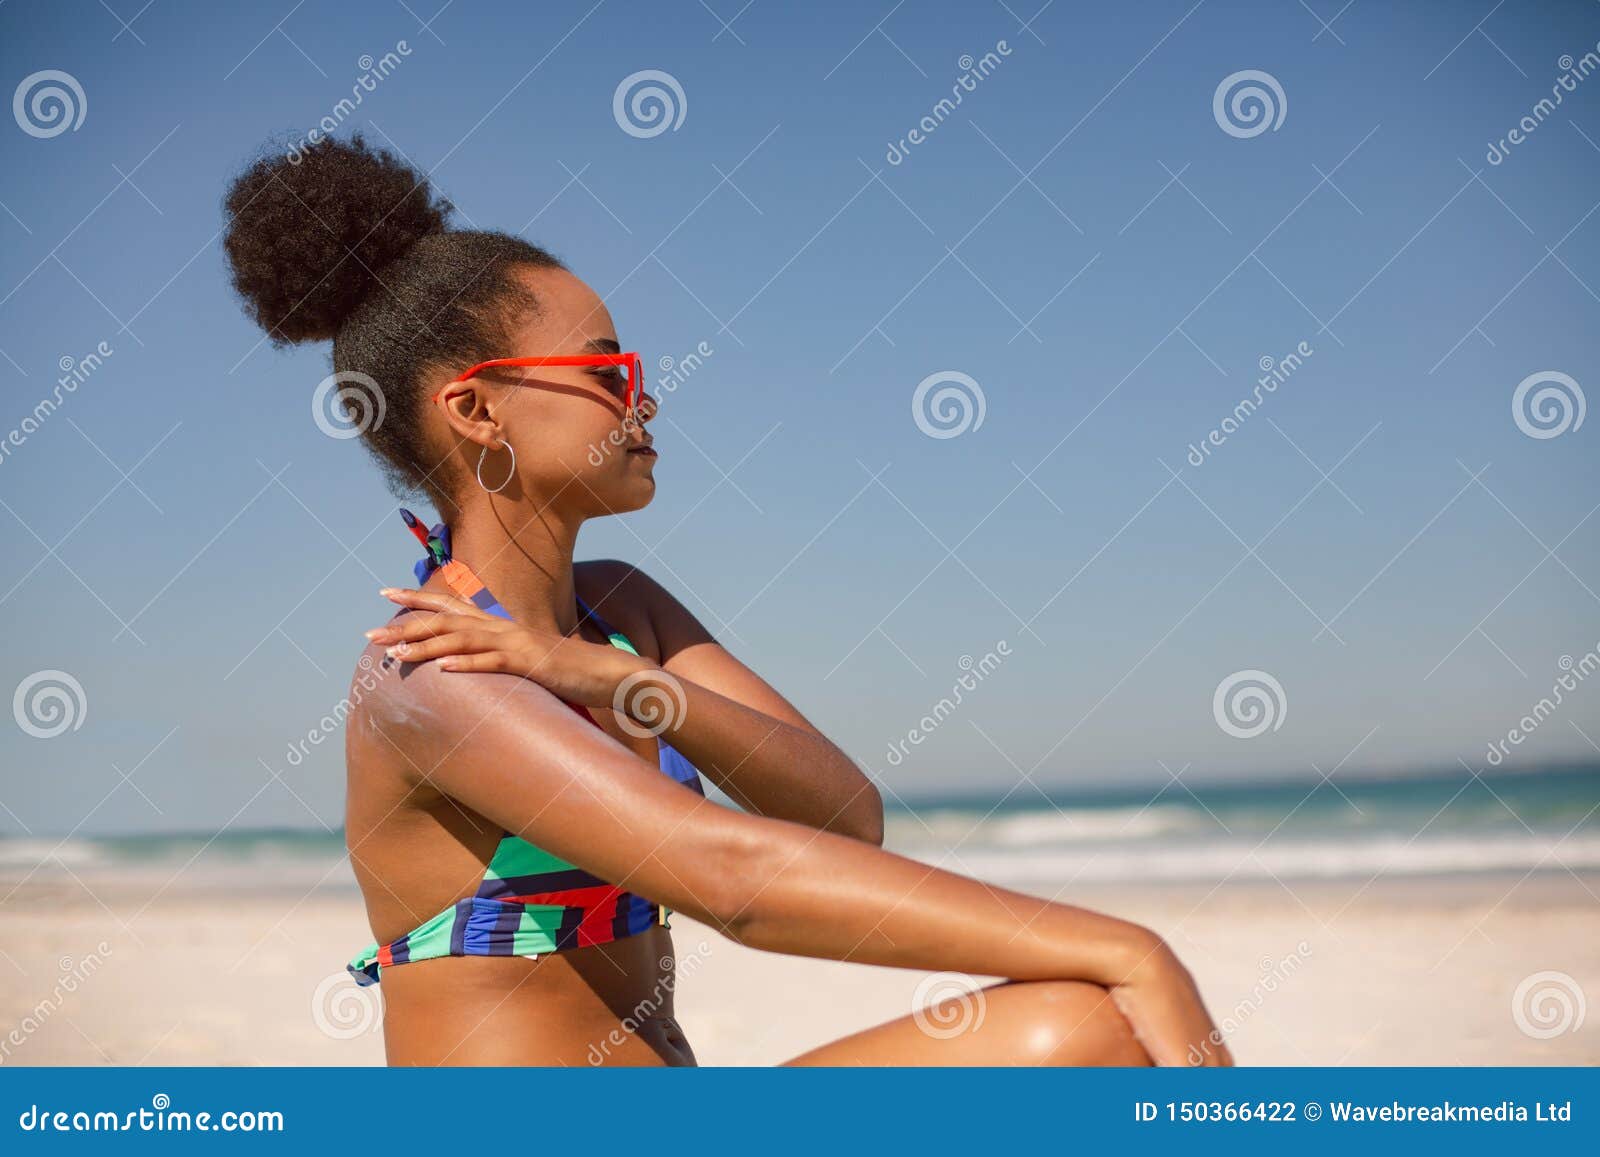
[346,511,705,987]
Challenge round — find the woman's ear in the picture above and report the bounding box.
[434,380,504,450]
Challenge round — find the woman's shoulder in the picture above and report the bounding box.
[574,557,655,597]
[343,630,441,748]
[342,584,502,737]
[574,558,717,662]
[574,557,663,657]
[341,624,578,783]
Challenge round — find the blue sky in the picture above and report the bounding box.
[1,0,1597,836]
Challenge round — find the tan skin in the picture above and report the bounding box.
[345,265,1232,1067]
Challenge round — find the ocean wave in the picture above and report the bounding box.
[0,838,109,868]
[0,833,354,890]
[888,805,1204,847]
[7,766,1595,888]
[910,830,1600,884]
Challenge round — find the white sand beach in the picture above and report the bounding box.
[3,866,1595,1067]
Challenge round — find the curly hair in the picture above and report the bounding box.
[221,133,567,509]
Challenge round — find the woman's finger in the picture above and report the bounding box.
[386,629,509,664]
[379,586,490,618]
[435,651,517,674]
[368,612,503,645]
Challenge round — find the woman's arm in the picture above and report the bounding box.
[374,574,884,844]
[355,655,1225,1065]
[615,561,883,843]
[629,666,884,842]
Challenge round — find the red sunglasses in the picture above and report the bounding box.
[432,352,647,416]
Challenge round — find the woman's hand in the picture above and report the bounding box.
[366,587,652,708]
[1105,934,1234,1067]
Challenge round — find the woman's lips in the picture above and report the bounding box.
[627,445,657,457]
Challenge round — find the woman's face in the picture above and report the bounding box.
[433,266,658,517]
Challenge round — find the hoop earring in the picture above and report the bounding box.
[476,440,516,494]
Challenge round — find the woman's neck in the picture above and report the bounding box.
[445,499,584,636]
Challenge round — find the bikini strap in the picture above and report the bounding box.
[397,506,640,656]
[574,594,620,638]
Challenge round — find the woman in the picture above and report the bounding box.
[221,136,1229,1067]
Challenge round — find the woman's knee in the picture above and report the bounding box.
[995,980,1151,1067]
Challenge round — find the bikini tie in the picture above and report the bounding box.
[399,507,450,585]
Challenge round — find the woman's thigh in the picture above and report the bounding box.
[781,979,1151,1067]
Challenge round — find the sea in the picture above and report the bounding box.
[883,763,1600,887]
[3,764,1596,892]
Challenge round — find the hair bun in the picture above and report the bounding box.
[222,134,450,345]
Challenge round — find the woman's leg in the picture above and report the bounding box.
[781,979,1152,1066]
